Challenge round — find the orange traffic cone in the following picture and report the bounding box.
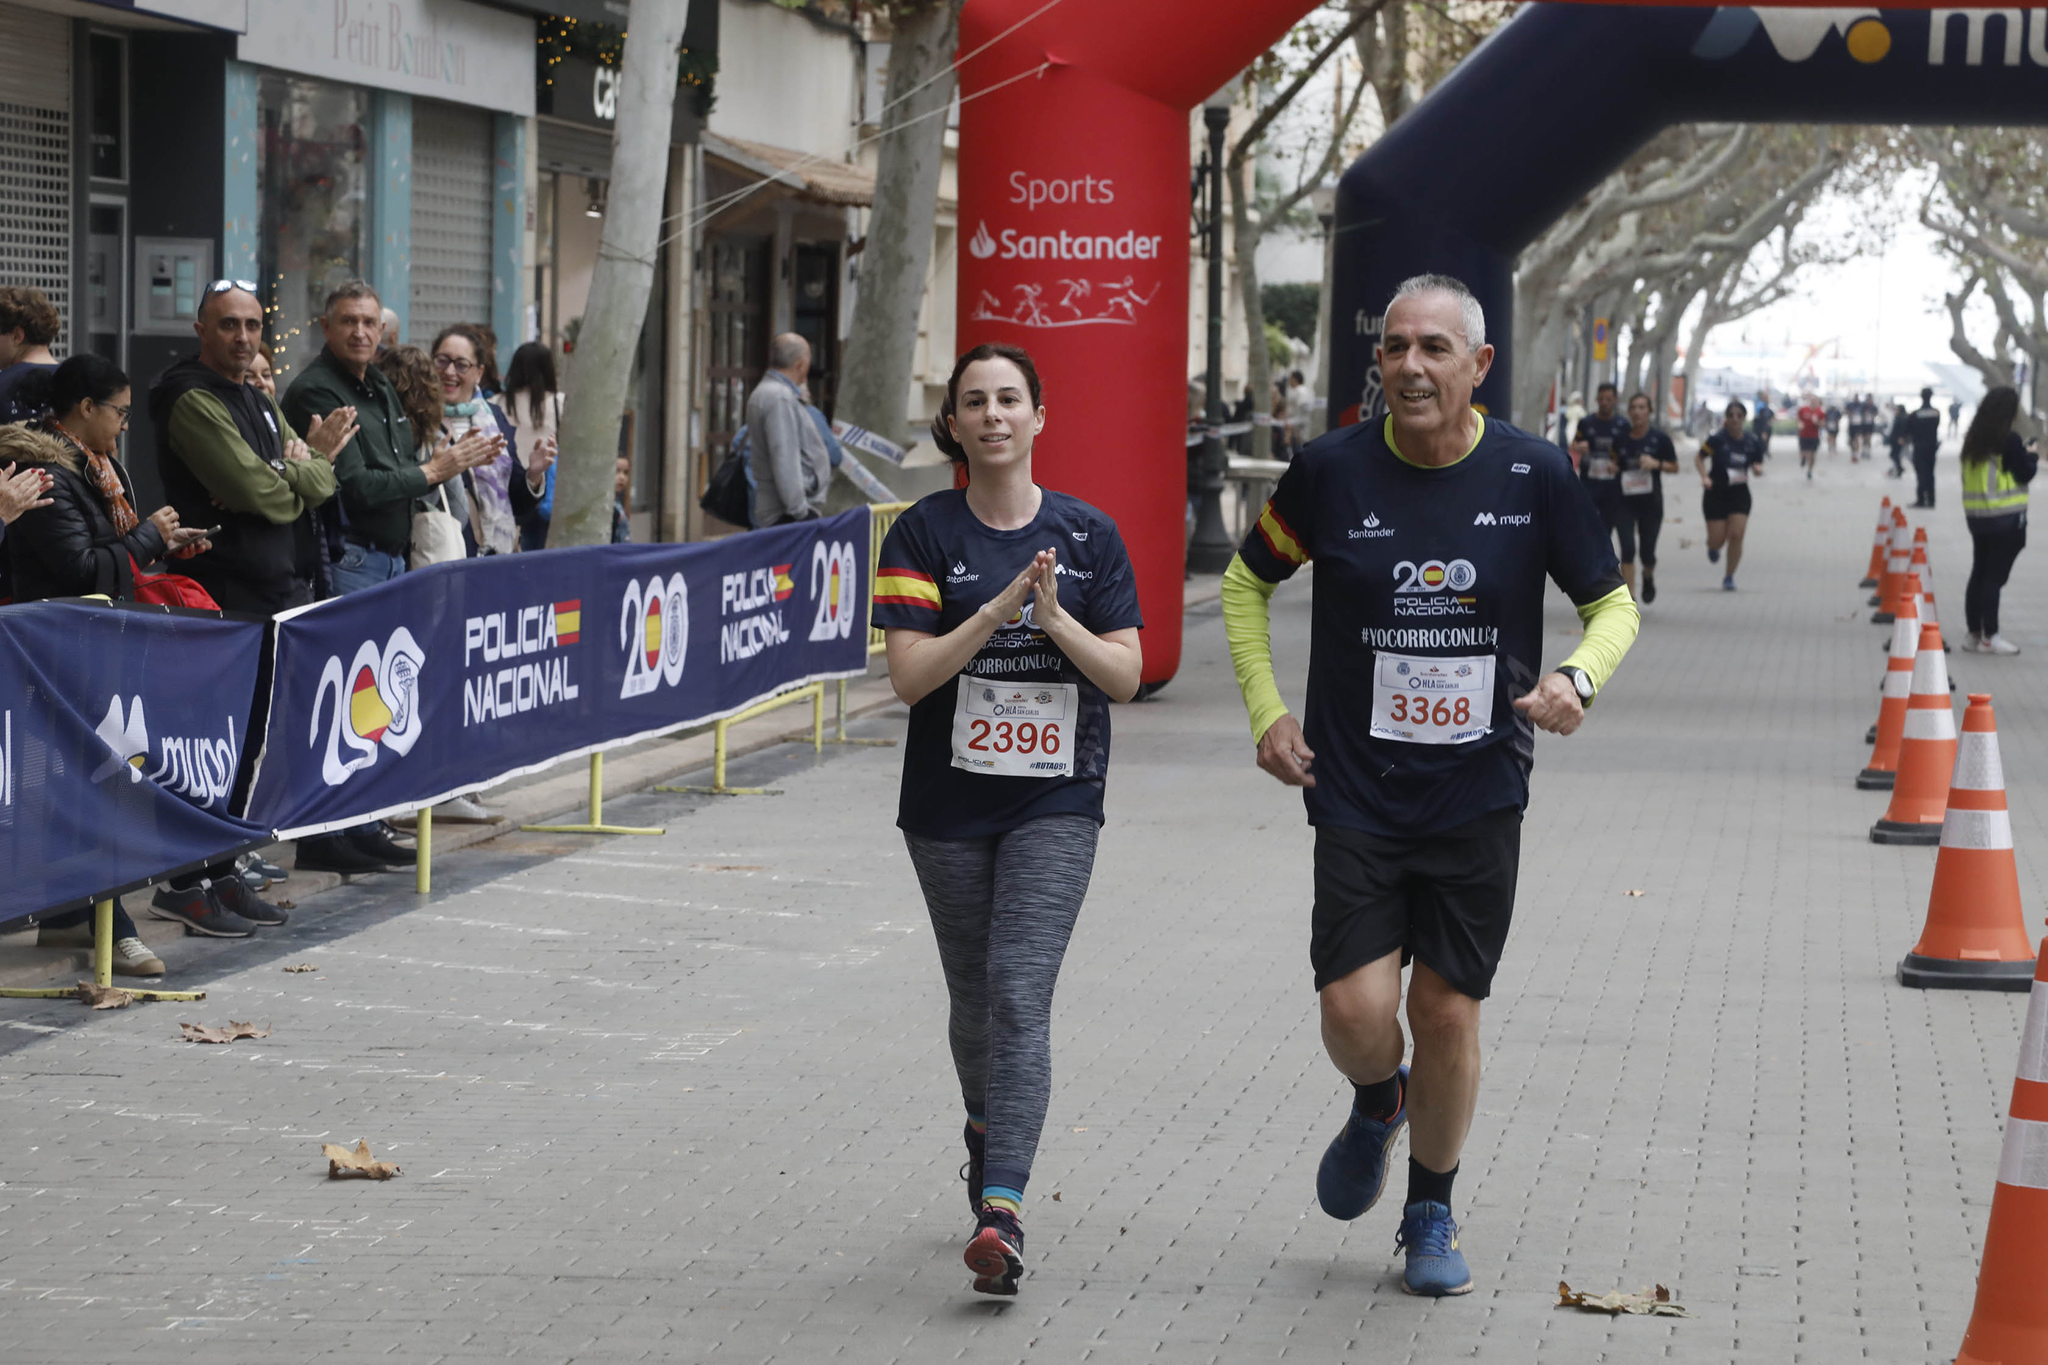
[1861,497,1891,588]
[1950,952,2048,1363]
[1872,620,1955,844]
[1899,694,2038,990]
[1859,584,1920,790]
[1873,511,1911,620]
[1909,532,1947,640]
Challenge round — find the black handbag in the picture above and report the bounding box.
[699,428,752,528]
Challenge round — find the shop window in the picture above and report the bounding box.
[256,73,369,383]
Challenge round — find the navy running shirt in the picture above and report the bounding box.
[873,488,1143,839]
[1573,412,1630,499]
[1614,426,1677,500]
[1701,429,1764,488]
[1238,413,1624,838]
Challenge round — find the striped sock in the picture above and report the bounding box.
[980,1185,1023,1217]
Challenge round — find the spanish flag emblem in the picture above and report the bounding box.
[874,567,940,611]
[553,599,581,645]
[1255,500,1307,566]
[772,563,794,602]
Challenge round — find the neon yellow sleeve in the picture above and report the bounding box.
[1560,584,1640,692]
[1221,554,1290,743]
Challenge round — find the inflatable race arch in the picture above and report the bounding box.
[954,3,2048,685]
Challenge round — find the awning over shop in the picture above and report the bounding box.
[702,132,875,207]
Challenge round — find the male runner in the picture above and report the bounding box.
[1795,393,1825,479]
[1219,275,1639,1296]
[1571,381,1629,577]
[1824,399,1841,456]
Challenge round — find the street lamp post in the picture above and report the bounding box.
[1186,82,1239,575]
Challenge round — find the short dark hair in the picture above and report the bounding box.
[1627,390,1651,407]
[1596,381,1617,395]
[1921,386,1934,401]
[324,280,381,315]
[1725,399,1748,418]
[929,343,1043,464]
[0,286,60,346]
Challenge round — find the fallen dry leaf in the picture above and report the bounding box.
[1678,537,1695,550]
[322,1139,401,1180]
[275,899,296,910]
[76,982,135,1009]
[1557,1281,1693,1317]
[1051,1191,1062,1202]
[1625,889,1646,897]
[180,1020,271,1044]
[283,963,318,973]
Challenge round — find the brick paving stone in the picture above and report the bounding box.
[0,449,2035,1362]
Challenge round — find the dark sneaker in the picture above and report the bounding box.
[294,833,391,876]
[348,822,416,867]
[1641,572,1656,605]
[965,1206,1024,1296]
[149,884,255,938]
[247,851,288,882]
[1396,1200,1473,1296]
[211,875,288,927]
[237,855,271,892]
[960,1122,986,1216]
[1316,1064,1408,1220]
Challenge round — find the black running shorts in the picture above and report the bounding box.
[1798,436,1820,452]
[1701,485,1752,521]
[1310,806,1522,1000]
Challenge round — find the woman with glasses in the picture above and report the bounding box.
[6,355,213,602]
[431,324,528,555]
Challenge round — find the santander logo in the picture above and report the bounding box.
[969,222,997,259]
[966,164,1168,331]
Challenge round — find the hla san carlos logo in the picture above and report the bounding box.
[311,628,425,788]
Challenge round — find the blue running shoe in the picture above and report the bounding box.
[1316,1065,1407,1220]
[1707,546,1721,563]
[965,1206,1024,1296]
[1396,1200,1473,1296]
[1722,574,1736,592]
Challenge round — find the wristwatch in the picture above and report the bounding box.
[1556,665,1595,708]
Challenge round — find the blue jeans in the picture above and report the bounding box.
[329,541,405,596]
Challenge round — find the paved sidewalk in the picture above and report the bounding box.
[0,447,2037,1363]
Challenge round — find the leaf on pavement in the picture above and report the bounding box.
[76,982,135,1009]
[283,963,318,973]
[1625,889,1646,897]
[323,1139,401,1180]
[180,1020,271,1044]
[1557,1281,1693,1317]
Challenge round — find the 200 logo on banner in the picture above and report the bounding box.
[621,573,689,698]
[809,540,860,643]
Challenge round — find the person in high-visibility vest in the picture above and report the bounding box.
[1959,385,2037,655]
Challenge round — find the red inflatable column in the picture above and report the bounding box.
[954,56,1191,686]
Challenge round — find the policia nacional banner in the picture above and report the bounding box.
[0,601,272,923]
[246,509,872,838]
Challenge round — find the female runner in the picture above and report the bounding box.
[873,342,1143,1295]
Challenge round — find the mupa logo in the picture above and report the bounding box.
[93,694,242,806]
[311,628,426,787]
[1692,7,1891,63]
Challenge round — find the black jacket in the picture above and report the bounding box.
[6,457,167,603]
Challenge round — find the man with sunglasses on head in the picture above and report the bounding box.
[142,279,356,937]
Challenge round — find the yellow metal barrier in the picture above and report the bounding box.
[523,752,667,836]
[0,897,206,1003]
[655,682,823,797]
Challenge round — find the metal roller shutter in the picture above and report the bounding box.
[0,11,71,353]
[410,102,494,346]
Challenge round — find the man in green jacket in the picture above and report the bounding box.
[283,281,494,591]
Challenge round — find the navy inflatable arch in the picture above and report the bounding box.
[1329,4,2048,428]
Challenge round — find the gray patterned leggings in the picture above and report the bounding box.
[903,813,1099,1204]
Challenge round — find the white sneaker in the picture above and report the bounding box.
[433,794,497,822]
[112,937,165,977]
[1984,634,2022,655]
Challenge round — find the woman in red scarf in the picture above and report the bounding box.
[5,355,214,603]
